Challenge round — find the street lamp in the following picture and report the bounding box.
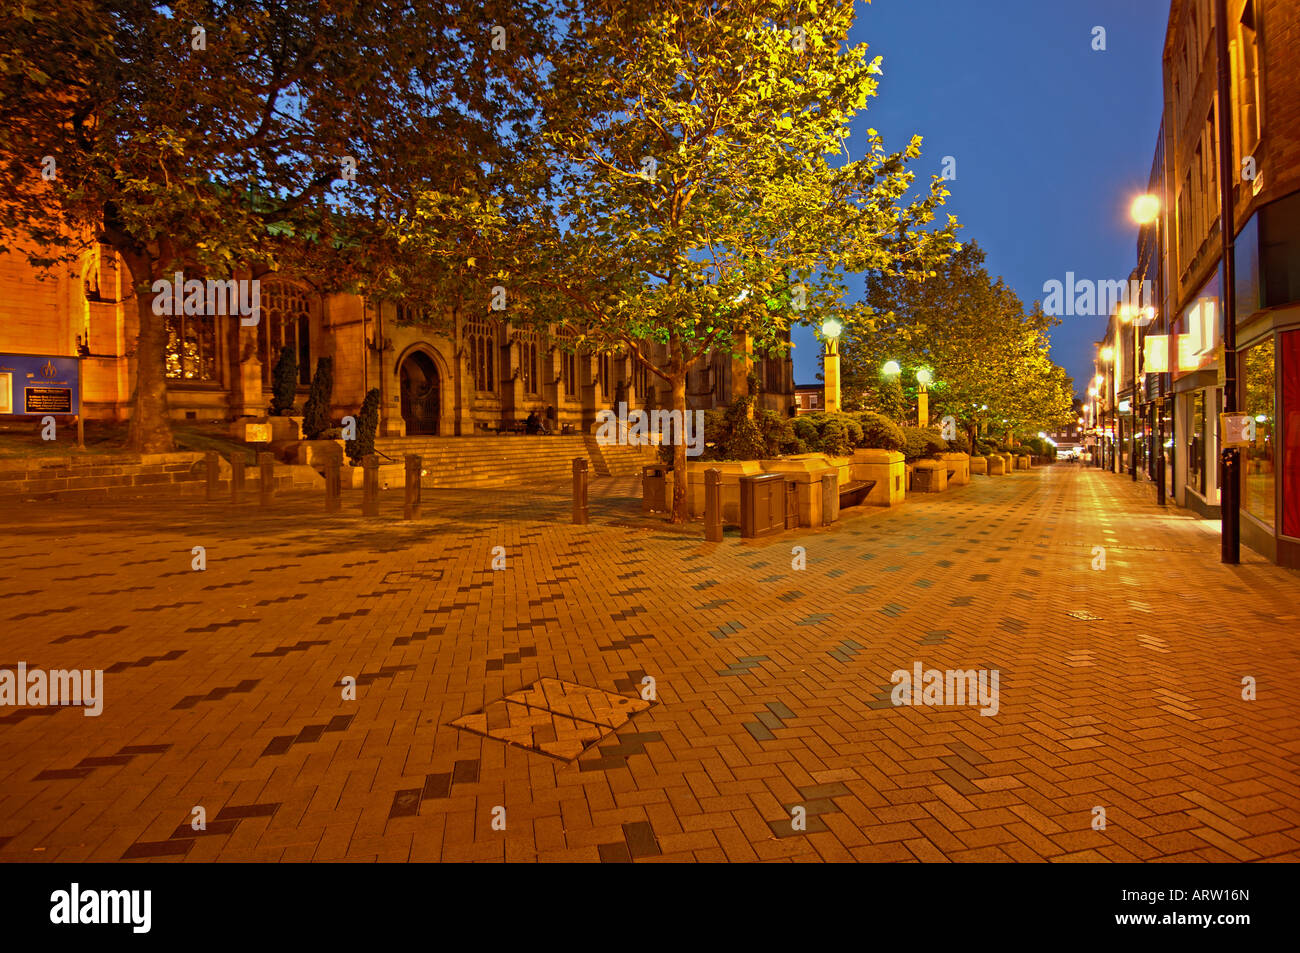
[882,359,901,377]
[821,319,843,413]
[915,368,933,426]
[1130,193,1160,226]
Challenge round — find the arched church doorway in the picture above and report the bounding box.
[399,351,440,435]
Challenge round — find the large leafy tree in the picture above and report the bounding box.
[0,0,547,451]
[490,0,957,522]
[846,242,1074,445]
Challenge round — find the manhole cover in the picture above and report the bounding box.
[1067,610,1103,621]
[451,677,652,761]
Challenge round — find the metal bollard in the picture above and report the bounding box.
[362,454,379,517]
[404,454,422,520]
[572,458,589,525]
[324,455,341,514]
[205,451,220,501]
[230,453,246,503]
[258,452,275,506]
[704,468,723,542]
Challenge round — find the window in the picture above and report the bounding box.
[562,348,577,398]
[165,313,217,381]
[518,330,539,396]
[1244,337,1275,526]
[466,317,496,393]
[1189,390,1207,496]
[1235,1,1262,161]
[631,356,649,405]
[258,281,311,385]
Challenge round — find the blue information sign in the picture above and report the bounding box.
[0,354,81,416]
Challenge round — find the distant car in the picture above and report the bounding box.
[1057,444,1081,460]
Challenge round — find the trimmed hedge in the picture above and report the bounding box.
[902,426,947,461]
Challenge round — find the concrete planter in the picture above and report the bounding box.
[849,449,905,506]
[911,459,948,493]
[667,460,763,521]
[292,439,346,467]
[969,455,988,476]
[987,455,1007,476]
[761,457,841,526]
[1000,453,1014,473]
[1015,455,1030,470]
[939,451,970,486]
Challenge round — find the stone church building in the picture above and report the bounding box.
[1,242,796,436]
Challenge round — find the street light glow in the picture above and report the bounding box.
[821,318,842,339]
[1100,346,1114,362]
[1131,193,1160,225]
[916,368,933,386]
[882,360,901,376]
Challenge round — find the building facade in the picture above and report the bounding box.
[1089,0,1300,567]
[0,244,795,437]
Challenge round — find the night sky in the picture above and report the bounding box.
[790,0,1170,399]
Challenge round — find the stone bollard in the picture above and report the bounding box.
[362,454,379,517]
[205,451,220,501]
[572,458,589,525]
[324,455,341,514]
[404,454,422,520]
[258,452,275,505]
[704,468,723,542]
[230,453,246,503]
[821,470,838,526]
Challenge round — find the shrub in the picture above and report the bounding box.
[792,416,820,450]
[945,430,972,454]
[840,416,864,448]
[756,409,799,457]
[301,357,334,439]
[901,425,946,461]
[723,415,766,461]
[345,388,380,465]
[818,419,850,456]
[854,411,905,452]
[269,344,298,416]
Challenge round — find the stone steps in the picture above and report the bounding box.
[373,436,597,488]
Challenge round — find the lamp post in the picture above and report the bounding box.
[916,368,932,427]
[1129,194,1161,488]
[821,318,842,413]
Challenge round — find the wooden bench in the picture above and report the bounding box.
[838,479,875,508]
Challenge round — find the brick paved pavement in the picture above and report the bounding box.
[1,464,1297,862]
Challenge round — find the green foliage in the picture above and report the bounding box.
[853,411,905,451]
[945,431,972,454]
[817,418,850,456]
[792,416,821,449]
[756,409,800,458]
[901,426,947,461]
[345,388,381,466]
[270,346,298,417]
[301,357,334,439]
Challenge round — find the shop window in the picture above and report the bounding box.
[1282,331,1300,539]
[1189,390,1207,496]
[1243,338,1275,525]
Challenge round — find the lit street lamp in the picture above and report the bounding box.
[821,318,843,413]
[916,367,933,427]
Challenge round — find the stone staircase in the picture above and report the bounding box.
[583,434,660,477]
[373,435,604,489]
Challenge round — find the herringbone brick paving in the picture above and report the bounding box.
[0,464,1297,862]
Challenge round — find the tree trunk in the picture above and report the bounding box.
[126,257,176,453]
[670,371,688,523]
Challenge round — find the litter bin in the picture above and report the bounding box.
[740,472,786,539]
[642,465,667,513]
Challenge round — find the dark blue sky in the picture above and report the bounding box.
[790,0,1170,398]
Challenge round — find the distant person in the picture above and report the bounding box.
[525,411,541,434]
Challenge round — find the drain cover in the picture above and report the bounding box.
[451,677,652,760]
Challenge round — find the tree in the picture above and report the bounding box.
[301,356,334,439]
[345,388,380,466]
[0,1,548,452]
[492,0,956,522]
[268,345,298,416]
[845,242,1073,447]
